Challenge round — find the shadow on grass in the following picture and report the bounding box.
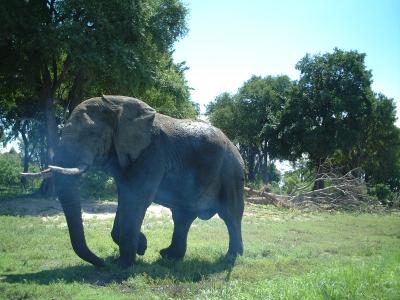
[2,256,236,286]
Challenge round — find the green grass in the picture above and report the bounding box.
[0,202,399,299]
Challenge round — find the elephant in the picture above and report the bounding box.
[23,95,245,267]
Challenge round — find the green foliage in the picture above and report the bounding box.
[0,0,191,105]
[369,184,392,204]
[81,169,116,199]
[0,203,399,299]
[369,183,400,207]
[0,0,195,188]
[278,49,374,166]
[281,160,315,195]
[207,48,400,194]
[207,75,292,182]
[267,181,282,194]
[206,93,237,140]
[0,0,188,93]
[0,152,41,198]
[355,95,400,190]
[282,172,303,195]
[260,162,281,183]
[0,152,21,186]
[141,56,198,118]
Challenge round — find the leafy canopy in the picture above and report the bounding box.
[207,75,292,182]
[277,49,374,165]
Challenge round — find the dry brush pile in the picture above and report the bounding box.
[245,167,383,212]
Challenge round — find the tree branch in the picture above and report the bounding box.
[51,55,71,94]
[52,55,58,87]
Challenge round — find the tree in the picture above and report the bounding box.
[333,93,400,191]
[206,92,238,141]
[0,151,22,187]
[207,75,292,183]
[277,49,375,189]
[362,95,400,191]
[0,0,196,195]
[0,97,44,172]
[141,55,198,118]
[0,0,192,156]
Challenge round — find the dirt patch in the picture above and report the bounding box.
[0,197,171,219]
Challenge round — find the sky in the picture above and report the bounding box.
[173,0,400,126]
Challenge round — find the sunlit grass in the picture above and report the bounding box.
[0,203,399,299]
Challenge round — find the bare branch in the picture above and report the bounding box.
[244,164,378,211]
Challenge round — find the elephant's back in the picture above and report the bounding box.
[154,113,243,171]
[154,114,219,140]
[154,114,235,151]
[154,114,244,211]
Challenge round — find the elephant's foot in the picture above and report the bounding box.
[159,245,185,260]
[137,232,147,256]
[118,257,132,268]
[117,235,147,268]
[112,231,147,256]
[228,244,243,256]
[118,247,135,268]
[224,244,243,262]
[227,243,244,256]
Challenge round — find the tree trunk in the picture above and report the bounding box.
[39,134,46,169]
[45,95,59,164]
[20,126,29,186]
[38,86,59,198]
[312,160,325,190]
[36,56,71,197]
[20,124,29,173]
[247,146,257,182]
[312,175,325,190]
[68,72,86,115]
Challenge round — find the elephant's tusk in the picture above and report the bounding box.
[21,168,53,179]
[48,165,88,175]
[21,165,88,178]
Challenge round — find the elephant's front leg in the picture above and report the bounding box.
[111,208,147,256]
[160,209,197,260]
[116,149,164,267]
[118,198,148,267]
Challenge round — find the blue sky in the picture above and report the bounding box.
[173,0,400,125]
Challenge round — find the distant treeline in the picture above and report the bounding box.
[206,49,400,199]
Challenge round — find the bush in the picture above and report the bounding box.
[369,183,399,207]
[81,168,116,199]
[0,152,42,198]
[0,152,22,186]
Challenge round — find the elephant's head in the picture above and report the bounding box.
[23,96,155,266]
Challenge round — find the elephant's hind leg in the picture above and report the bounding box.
[219,212,243,257]
[218,183,244,258]
[111,208,147,256]
[160,209,196,260]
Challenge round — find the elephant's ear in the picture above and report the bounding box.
[111,97,156,167]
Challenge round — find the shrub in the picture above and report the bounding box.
[0,152,21,186]
[80,168,116,199]
[369,183,399,207]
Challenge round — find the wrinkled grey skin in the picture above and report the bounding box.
[54,95,245,267]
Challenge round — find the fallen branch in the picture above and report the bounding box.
[244,187,291,208]
[244,166,378,211]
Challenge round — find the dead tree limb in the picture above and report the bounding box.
[244,166,377,211]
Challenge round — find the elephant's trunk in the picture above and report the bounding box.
[55,174,105,267]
